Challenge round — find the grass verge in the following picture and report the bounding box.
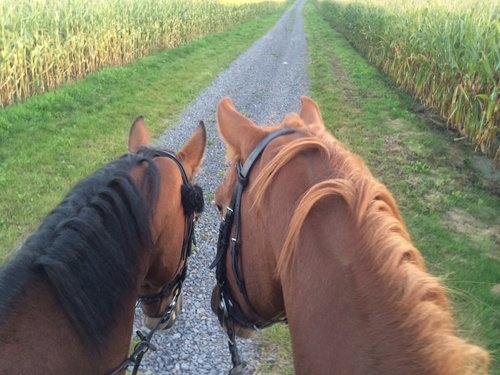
[256,1,500,373]
[0,6,288,259]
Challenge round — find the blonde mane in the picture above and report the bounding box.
[249,114,489,374]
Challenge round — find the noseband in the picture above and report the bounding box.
[110,148,199,375]
[210,128,294,374]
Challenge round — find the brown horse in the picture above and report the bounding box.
[0,117,206,374]
[210,97,489,375]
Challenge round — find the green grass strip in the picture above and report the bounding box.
[0,6,288,257]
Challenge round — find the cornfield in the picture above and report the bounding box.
[315,0,500,164]
[0,0,285,108]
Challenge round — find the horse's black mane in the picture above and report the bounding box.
[0,152,160,347]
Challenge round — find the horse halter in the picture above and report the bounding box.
[110,148,201,375]
[210,128,294,374]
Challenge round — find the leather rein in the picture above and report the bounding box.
[109,148,197,375]
[210,128,294,374]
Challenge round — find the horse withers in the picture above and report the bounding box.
[0,117,206,374]
[210,97,489,375]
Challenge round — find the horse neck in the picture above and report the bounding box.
[275,191,485,375]
[0,277,136,374]
[278,195,377,374]
[249,159,422,372]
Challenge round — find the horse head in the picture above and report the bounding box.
[210,97,489,375]
[210,97,319,338]
[129,117,206,331]
[0,116,206,374]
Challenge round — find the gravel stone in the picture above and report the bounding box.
[133,0,308,373]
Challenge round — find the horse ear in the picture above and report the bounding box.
[128,116,151,152]
[299,96,325,129]
[217,97,265,159]
[178,121,207,176]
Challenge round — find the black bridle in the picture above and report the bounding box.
[210,128,294,374]
[110,148,199,375]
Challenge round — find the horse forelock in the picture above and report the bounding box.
[0,153,160,349]
[249,125,488,373]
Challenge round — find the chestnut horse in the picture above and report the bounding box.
[0,117,206,374]
[210,97,489,375]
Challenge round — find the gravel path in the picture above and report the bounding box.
[134,1,309,373]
